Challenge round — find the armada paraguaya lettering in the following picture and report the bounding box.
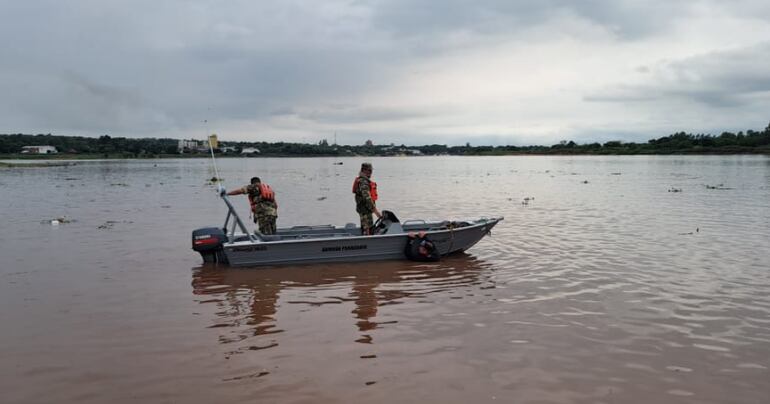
[322,245,368,252]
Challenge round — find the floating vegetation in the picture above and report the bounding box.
[668,187,683,193]
[705,184,733,190]
[520,196,535,206]
[317,196,327,201]
[97,220,133,230]
[610,172,622,175]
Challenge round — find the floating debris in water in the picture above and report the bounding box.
[678,228,700,235]
[208,177,223,183]
[44,216,73,225]
[317,196,327,201]
[610,172,622,175]
[110,183,129,187]
[333,162,344,165]
[222,371,270,381]
[668,187,682,193]
[705,184,733,190]
[581,180,589,184]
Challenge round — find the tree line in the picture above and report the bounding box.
[1,123,768,157]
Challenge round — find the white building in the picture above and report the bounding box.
[177,139,200,153]
[21,145,58,154]
[240,147,260,155]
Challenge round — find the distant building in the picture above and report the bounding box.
[21,145,58,154]
[241,147,260,155]
[178,139,200,153]
[220,146,237,153]
[208,134,219,149]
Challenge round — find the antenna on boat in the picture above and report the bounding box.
[205,120,224,195]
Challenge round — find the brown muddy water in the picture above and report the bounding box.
[1,155,769,403]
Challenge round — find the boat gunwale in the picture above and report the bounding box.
[223,216,503,248]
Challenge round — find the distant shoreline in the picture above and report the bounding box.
[2,149,769,164]
[2,126,769,158]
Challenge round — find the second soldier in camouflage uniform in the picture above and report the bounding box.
[226,177,278,234]
[353,162,381,235]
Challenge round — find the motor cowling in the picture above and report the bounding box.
[404,232,440,262]
[192,227,227,263]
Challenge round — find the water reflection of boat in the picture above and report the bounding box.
[190,257,492,349]
[192,194,502,267]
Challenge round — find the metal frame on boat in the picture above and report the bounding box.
[192,194,503,267]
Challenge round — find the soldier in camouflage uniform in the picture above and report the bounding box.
[225,177,278,235]
[353,162,381,235]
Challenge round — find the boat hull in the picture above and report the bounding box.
[221,217,501,267]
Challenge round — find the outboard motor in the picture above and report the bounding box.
[192,227,228,263]
[373,210,400,234]
[405,232,440,262]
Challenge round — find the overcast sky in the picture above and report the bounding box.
[2,0,770,145]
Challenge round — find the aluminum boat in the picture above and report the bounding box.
[192,194,502,267]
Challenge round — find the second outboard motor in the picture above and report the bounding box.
[192,227,228,263]
[405,232,440,262]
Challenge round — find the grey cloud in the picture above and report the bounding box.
[585,42,770,107]
[269,107,297,116]
[368,0,694,41]
[2,0,770,142]
[297,105,434,124]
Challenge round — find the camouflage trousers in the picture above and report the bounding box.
[359,212,374,235]
[254,214,277,235]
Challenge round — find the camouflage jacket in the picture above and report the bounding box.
[242,184,278,217]
[354,174,376,214]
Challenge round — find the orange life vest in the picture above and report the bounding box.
[249,183,276,211]
[258,183,275,201]
[352,177,378,201]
